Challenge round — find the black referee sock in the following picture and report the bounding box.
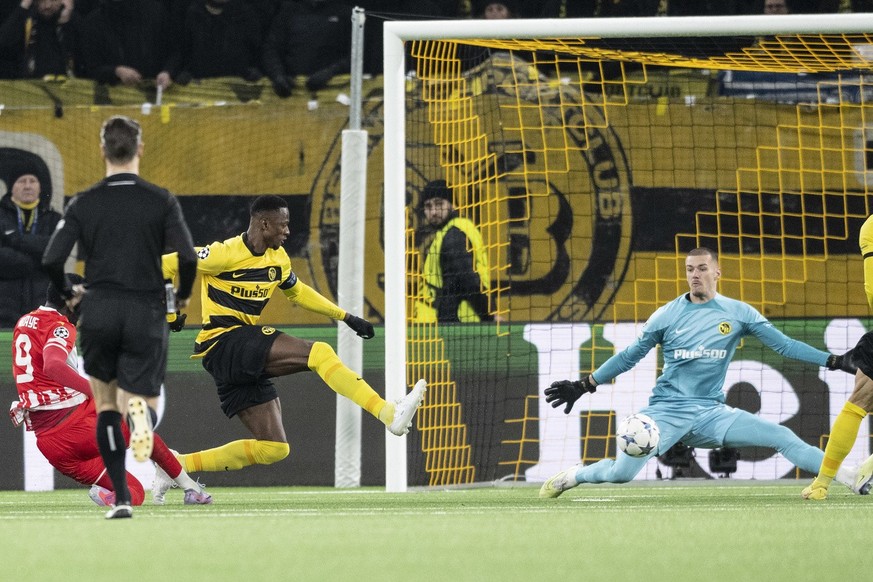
[96,411,131,506]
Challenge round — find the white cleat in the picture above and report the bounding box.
[853,453,873,495]
[127,396,153,462]
[388,379,427,436]
[539,464,582,499]
[152,463,177,505]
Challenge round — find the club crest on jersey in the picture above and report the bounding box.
[261,326,276,335]
[718,322,732,335]
[268,267,277,281]
[53,327,70,339]
[197,247,210,260]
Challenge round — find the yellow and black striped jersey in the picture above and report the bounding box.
[163,233,347,355]
[860,215,873,311]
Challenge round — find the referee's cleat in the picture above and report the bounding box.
[539,465,581,499]
[89,485,116,507]
[801,482,829,501]
[853,453,873,495]
[388,379,427,436]
[105,504,133,519]
[128,396,153,462]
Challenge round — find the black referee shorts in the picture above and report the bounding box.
[202,325,282,418]
[78,291,168,397]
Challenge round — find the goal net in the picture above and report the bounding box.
[383,14,873,489]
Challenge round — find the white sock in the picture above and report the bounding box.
[835,464,857,489]
[174,468,201,491]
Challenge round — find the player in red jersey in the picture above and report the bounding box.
[10,275,211,506]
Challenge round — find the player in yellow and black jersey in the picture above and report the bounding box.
[162,195,426,476]
[803,215,873,500]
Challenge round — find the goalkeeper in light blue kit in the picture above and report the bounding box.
[540,247,860,498]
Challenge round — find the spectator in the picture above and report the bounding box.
[764,0,790,12]
[474,0,518,18]
[0,156,61,328]
[174,0,263,84]
[262,0,353,97]
[414,180,498,323]
[78,0,176,89]
[0,0,79,79]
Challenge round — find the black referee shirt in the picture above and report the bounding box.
[42,173,197,299]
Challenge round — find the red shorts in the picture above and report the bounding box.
[34,400,131,487]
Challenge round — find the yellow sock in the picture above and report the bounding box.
[818,401,867,481]
[179,439,289,472]
[308,341,388,422]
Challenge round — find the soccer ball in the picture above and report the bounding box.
[617,413,660,458]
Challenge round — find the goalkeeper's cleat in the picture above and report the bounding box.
[89,485,116,507]
[853,452,873,495]
[539,465,581,499]
[801,482,829,501]
[152,464,177,505]
[105,504,133,519]
[183,484,213,505]
[388,379,427,436]
[127,396,153,462]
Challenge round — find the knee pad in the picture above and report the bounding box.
[252,440,290,465]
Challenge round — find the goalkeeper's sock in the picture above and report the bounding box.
[179,439,289,472]
[308,341,387,422]
[818,401,867,482]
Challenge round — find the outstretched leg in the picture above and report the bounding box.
[178,399,290,473]
[805,369,873,499]
[722,409,824,473]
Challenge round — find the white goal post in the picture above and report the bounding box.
[382,13,873,492]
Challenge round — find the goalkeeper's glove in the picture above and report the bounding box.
[344,313,375,339]
[544,377,597,414]
[827,349,857,375]
[167,311,187,333]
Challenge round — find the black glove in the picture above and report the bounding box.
[544,377,597,414]
[271,75,292,98]
[344,314,375,339]
[827,349,857,375]
[168,311,187,333]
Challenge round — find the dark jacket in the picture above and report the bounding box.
[78,0,175,83]
[0,4,79,79]
[0,189,62,327]
[176,0,262,81]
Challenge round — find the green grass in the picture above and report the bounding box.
[2,482,873,582]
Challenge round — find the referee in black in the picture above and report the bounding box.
[42,115,197,519]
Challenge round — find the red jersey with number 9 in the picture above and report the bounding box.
[10,306,88,429]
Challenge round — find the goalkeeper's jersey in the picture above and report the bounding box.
[593,292,829,404]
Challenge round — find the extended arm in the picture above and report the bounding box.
[749,321,854,373]
[41,207,80,298]
[282,275,374,338]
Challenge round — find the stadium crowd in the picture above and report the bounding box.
[1,0,871,95]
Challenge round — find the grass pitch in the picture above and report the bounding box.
[2,481,872,582]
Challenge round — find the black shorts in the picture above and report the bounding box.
[78,291,168,397]
[202,325,283,418]
[854,330,873,379]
